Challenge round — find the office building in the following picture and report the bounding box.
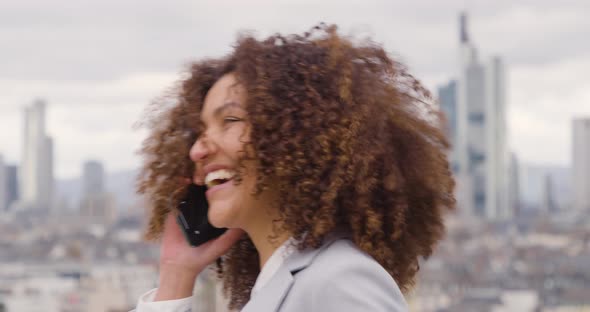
[0,155,5,212]
[20,99,54,211]
[440,12,509,220]
[80,161,115,225]
[573,118,590,210]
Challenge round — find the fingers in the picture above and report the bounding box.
[201,228,246,258]
[213,228,246,249]
[164,210,177,225]
[161,211,188,246]
[162,211,180,235]
[218,228,246,244]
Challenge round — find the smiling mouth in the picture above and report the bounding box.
[204,169,237,189]
[207,177,232,188]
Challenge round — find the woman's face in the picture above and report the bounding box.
[189,73,276,230]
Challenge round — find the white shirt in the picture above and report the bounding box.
[133,238,296,312]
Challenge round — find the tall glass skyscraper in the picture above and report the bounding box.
[0,155,6,212]
[5,165,19,210]
[573,118,590,211]
[438,12,509,220]
[438,80,458,173]
[20,99,54,211]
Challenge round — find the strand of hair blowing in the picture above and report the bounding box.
[137,24,455,310]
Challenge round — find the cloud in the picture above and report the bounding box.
[508,57,590,165]
[0,72,177,177]
[473,3,590,65]
[1,0,589,178]
[0,72,178,110]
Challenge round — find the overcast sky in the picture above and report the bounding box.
[1,0,589,179]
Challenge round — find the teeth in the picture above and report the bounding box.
[205,169,236,188]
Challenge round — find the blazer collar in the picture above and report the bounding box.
[241,231,350,312]
[241,264,294,312]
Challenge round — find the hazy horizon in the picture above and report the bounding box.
[1,0,589,179]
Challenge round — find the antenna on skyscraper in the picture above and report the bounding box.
[460,12,469,43]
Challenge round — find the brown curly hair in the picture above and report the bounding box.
[137,24,455,309]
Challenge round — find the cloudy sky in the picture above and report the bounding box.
[1,0,589,179]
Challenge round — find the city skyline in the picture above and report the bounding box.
[440,12,510,220]
[1,1,589,180]
[1,3,589,310]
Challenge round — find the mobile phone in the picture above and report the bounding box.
[176,183,227,247]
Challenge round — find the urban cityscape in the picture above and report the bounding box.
[1,6,589,312]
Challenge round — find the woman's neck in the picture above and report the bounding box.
[245,211,291,269]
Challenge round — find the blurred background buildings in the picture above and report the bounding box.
[0,2,588,311]
[440,12,511,220]
[573,118,590,211]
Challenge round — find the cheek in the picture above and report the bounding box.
[234,176,258,215]
[227,124,252,155]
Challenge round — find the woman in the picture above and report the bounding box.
[134,24,455,311]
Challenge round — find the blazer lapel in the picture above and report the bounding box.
[240,264,294,312]
[286,231,350,274]
[241,232,350,312]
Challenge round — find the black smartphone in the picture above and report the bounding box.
[176,183,227,247]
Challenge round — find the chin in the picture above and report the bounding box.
[208,202,240,229]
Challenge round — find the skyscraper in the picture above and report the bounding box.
[573,118,590,211]
[508,153,520,217]
[80,160,115,225]
[20,99,54,211]
[485,56,510,219]
[441,12,510,220]
[542,174,557,213]
[438,80,458,173]
[83,161,105,195]
[5,165,19,210]
[0,155,6,212]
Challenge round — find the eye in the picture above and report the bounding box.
[223,116,242,124]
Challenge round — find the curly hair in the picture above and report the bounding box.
[137,24,455,310]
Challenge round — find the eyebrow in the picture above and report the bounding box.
[213,101,242,118]
[199,101,244,126]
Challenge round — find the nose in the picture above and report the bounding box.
[189,134,217,163]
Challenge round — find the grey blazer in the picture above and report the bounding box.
[241,235,408,312]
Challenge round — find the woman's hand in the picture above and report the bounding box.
[154,212,244,301]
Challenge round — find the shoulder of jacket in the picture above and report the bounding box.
[290,238,408,311]
[303,238,390,280]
